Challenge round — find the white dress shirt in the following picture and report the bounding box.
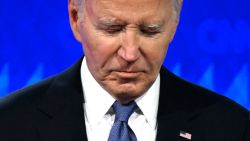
[81,58,160,141]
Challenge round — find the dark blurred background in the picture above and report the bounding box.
[0,0,249,110]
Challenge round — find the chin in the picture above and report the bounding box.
[108,84,147,103]
[101,76,153,102]
[113,92,140,104]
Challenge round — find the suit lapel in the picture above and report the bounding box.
[156,112,190,141]
[35,58,88,141]
[33,60,203,141]
[156,67,199,141]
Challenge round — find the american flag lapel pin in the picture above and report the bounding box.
[179,130,192,140]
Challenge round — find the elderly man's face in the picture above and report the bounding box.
[69,0,181,103]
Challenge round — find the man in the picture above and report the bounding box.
[0,0,249,140]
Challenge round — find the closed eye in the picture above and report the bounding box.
[95,19,125,35]
[140,25,162,36]
[104,25,124,34]
[140,28,161,36]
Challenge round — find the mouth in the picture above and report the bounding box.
[114,71,141,79]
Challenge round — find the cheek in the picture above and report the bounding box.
[88,36,120,63]
[80,25,121,73]
[84,39,119,72]
[140,37,169,69]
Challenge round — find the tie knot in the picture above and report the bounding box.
[112,101,137,122]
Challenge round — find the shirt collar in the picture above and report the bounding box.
[81,58,115,130]
[81,58,160,130]
[135,74,160,130]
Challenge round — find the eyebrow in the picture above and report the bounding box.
[96,18,126,26]
[96,18,165,30]
[140,21,165,30]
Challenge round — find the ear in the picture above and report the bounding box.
[68,0,82,42]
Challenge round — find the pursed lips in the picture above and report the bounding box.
[114,70,142,79]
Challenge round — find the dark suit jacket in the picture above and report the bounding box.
[0,58,249,141]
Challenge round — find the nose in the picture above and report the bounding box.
[118,29,141,62]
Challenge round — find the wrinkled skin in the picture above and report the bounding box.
[69,0,182,103]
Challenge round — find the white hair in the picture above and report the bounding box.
[173,0,182,20]
[73,0,182,20]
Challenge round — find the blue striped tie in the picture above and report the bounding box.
[108,101,138,141]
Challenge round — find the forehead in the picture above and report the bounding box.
[85,0,174,24]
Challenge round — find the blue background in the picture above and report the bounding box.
[0,0,249,110]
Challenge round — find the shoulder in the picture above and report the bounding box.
[0,58,83,140]
[0,75,56,118]
[0,58,83,113]
[159,66,249,121]
[0,75,57,139]
[159,67,250,139]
